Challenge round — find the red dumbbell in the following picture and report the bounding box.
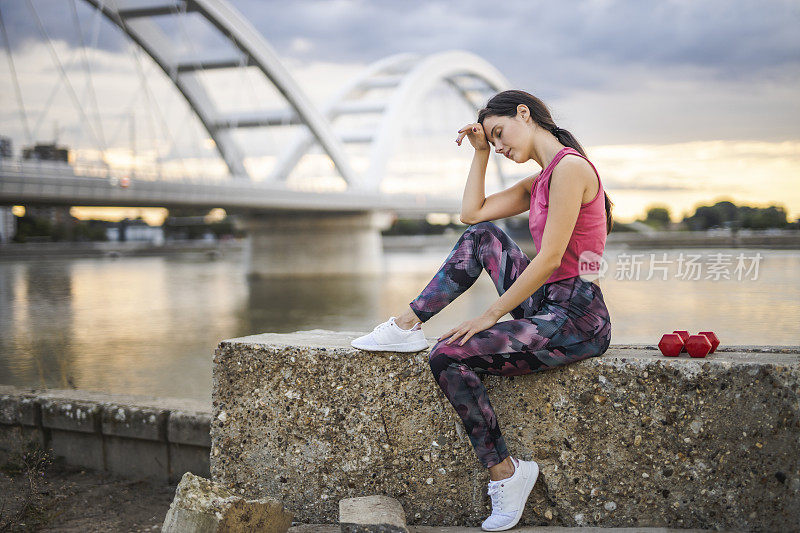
[673,330,690,352]
[685,334,712,358]
[698,331,720,354]
[658,333,684,357]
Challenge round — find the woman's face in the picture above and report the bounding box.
[481,106,532,163]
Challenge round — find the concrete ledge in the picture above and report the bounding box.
[49,428,105,471]
[102,403,168,441]
[169,409,212,447]
[41,398,101,434]
[211,331,800,531]
[170,443,211,483]
[0,386,210,483]
[0,391,40,426]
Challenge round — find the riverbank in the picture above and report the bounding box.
[1,228,798,260]
[0,459,175,532]
[0,239,241,260]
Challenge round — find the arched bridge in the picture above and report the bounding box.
[0,0,514,275]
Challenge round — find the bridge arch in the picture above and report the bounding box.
[82,0,358,184]
[362,50,510,191]
[270,50,511,190]
[78,2,510,191]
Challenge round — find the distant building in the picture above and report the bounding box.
[0,207,16,243]
[0,136,11,158]
[22,142,69,163]
[107,219,164,245]
[17,143,74,235]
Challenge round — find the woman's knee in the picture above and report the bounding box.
[428,342,457,377]
[466,221,499,234]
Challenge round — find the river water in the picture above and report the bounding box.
[1,245,798,401]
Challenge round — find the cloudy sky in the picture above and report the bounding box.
[1,0,798,223]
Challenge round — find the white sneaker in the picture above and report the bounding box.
[351,317,429,352]
[481,457,539,531]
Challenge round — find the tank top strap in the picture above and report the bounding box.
[538,147,579,191]
[539,147,602,192]
[541,147,579,178]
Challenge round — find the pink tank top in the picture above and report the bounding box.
[528,147,606,284]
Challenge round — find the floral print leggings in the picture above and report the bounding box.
[409,222,612,468]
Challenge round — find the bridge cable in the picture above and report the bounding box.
[104,77,144,147]
[30,1,104,152]
[172,1,213,171]
[25,0,106,157]
[237,33,274,182]
[84,0,134,156]
[111,2,191,180]
[69,0,109,167]
[128,39,169,178]
[27,24,117,149]
[31,45,83,143]
[0,5,33,145]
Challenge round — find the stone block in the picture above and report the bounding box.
[169,443,210,483]
[162,472,293,533]
[49,428,104,470]
[101,403,168,441]
[339,495,408,533]
[41,398,100,434]
[169,409,212,447]
[211,331,800,531]
[105,435,169,482]
[0,390,40,426]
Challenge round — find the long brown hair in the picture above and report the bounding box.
[478,89,614,234]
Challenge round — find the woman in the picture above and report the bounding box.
[352,89,613,531]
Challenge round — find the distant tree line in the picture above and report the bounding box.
[638,201,798,231]
[13,213,107,243]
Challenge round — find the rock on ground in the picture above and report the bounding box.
[162,472,293,533]
[339,495,408,533]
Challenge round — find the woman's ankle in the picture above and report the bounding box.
[395,310,421,330]
[488,456,516,481]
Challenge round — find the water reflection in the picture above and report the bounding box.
[242,276,384,334]
[0,247,798,402]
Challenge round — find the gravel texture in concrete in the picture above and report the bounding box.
[211,332,799,531]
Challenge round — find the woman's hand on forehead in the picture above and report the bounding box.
[456,122,490,152]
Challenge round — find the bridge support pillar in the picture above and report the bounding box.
[236,211,392,278]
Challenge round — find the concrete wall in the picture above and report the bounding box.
[0,386,210,483]
[211,332,800,531]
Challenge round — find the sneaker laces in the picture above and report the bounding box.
[486,481,514,517]
[373,318,396,334]
[486,480,516,518]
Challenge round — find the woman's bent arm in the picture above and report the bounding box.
[457,122,530,224]
[460,149,491,224]
[461,174,538,224]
